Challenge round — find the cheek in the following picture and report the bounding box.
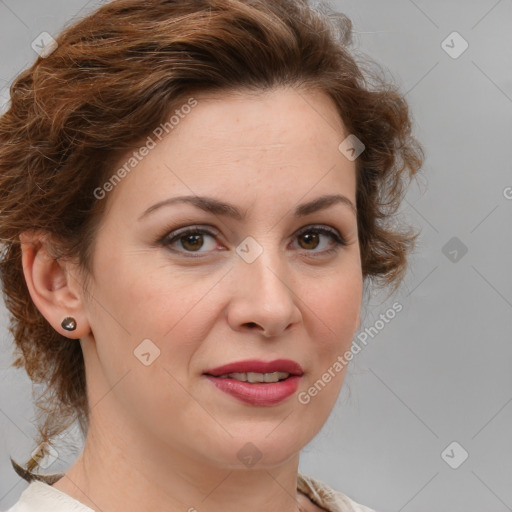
[108,256,192,332]
[299,277,361,413]
[117,262,219,367]
[307,271,362,342]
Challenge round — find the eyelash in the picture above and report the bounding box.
[158,224,347,258]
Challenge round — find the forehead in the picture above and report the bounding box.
[103,86,355,217]
[185,86,347,146]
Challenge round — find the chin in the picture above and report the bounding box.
[213,429,308,470]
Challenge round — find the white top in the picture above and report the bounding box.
[4,472,377,512]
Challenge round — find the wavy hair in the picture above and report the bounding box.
[0,0,423,483]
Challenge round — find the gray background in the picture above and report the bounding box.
[1,1,511,511]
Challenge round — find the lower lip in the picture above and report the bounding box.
[204,375,302,406]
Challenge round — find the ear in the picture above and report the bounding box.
[19,230,91,339]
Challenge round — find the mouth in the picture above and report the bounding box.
[210,371,292,383]
[203,359,304,406]
[203,358,303,380]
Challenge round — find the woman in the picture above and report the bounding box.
[0,0,423,511]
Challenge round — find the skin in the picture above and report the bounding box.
[19,86,362,512]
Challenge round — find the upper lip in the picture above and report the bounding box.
[204,359,304,377]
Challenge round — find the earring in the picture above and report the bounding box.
[61,317,77,331]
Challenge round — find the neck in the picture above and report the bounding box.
[52,418,308,512]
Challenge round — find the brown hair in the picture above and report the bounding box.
[0,0,423,483]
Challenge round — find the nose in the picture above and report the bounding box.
[226,246,302,338]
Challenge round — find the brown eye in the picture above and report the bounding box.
[298,232,320,250]
[160,224,347,258]
[292,226,347,256]
[180,233,205,252]
[163,227,218,255]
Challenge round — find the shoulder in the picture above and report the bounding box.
[297,472,377,512]
[6,470,376,512]
[4,478,93,512]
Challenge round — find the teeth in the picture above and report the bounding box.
[217,371,290,383]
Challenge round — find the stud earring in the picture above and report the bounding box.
[61,317,77,331]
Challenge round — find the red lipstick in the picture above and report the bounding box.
[204,359,303,377]
[203,359,303,406]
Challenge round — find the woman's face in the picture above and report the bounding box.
[78,86,362,469]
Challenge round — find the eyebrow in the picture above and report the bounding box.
[138,193,357,222]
